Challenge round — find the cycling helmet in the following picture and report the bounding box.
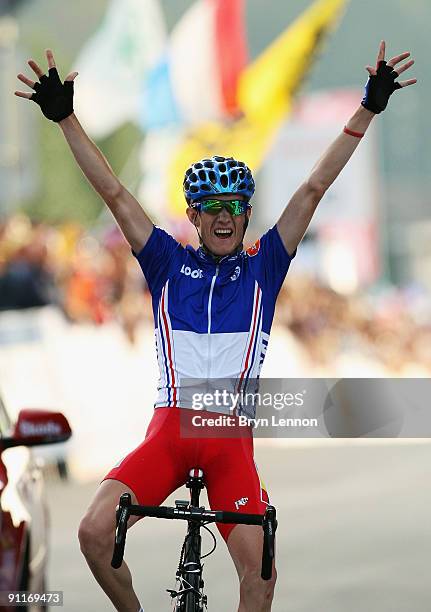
[183,155,255,204]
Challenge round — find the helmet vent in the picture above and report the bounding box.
[221,174,228,188]
[198,170,206,180]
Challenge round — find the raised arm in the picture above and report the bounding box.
[58,113,153,253]
[276,41,417,257]
[15,49,153,254]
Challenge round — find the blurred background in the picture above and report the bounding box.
[0,1,430,610]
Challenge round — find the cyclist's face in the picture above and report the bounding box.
[187,194,251,256]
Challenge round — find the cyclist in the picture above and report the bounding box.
[15,41,416,612]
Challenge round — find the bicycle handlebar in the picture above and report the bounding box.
[111,494,277,579]
[122,504,266,524]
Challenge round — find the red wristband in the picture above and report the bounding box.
[343,126,364,138]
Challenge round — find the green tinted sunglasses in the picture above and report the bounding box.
[193,199,250,216]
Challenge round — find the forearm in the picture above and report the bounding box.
[308,105,375,192]
[58,113,121,202]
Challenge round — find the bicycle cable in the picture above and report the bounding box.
[176,520,217,575]
[199,523,217,560]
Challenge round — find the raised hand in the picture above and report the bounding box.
[15,49,78,122]
[361,40,417,114]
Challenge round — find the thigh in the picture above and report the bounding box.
[102,408,189,507]
[202,436,270,542]
[82,478,142,533]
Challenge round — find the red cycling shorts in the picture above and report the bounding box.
[102,407,270,542]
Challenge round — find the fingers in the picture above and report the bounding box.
[394,58,414,76]
[376,40,385,66]
[399,78,417,88]
[15,72,36,98]
[46,49,56,69]
[17,73,36,89]
[366,65,376,77]
[65,71,79,82]
[28,58,44,79]
[14,91,33,99]
[388,51,410,68]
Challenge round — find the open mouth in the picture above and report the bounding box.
[214,228,233,239]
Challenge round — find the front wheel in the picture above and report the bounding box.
[183,584,207,612]
[183,591,198,612]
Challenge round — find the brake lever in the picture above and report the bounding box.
[261,505,277,580]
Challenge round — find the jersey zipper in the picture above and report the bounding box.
[207,265,219,379]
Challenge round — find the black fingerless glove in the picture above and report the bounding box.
[31,67,74,122]
[361,60,402,114]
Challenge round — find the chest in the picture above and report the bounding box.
[159,259,259,333]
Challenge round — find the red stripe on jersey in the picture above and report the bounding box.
[161,285,177,405]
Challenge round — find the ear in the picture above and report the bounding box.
[186,206,200,228]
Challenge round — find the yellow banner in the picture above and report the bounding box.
[168,0,348,216]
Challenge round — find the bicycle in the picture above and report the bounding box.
[111,467,277,611]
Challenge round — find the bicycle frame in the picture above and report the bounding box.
[111,467,277,611]
[168,468,207,611]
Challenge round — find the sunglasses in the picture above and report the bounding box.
[192,199,251,216]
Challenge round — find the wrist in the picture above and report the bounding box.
[345,105,375,134]
[58,112,77,130]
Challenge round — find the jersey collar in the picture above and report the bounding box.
[197,246,242,265]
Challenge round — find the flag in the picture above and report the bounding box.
[73,0,166,139]
[140,0,247,130]
[139,0,248,220]
[167,0,348,216]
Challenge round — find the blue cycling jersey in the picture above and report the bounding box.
[134,225,295,411]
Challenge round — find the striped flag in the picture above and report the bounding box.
[140,0,247,130]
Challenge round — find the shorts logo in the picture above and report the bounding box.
[246,239,260,257]
[235,496,249,510]
[180,264,203,279]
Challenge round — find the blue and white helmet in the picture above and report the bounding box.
[183,155,255,204]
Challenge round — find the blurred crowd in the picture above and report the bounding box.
[1,213,430,375]
[0,214,151,343]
